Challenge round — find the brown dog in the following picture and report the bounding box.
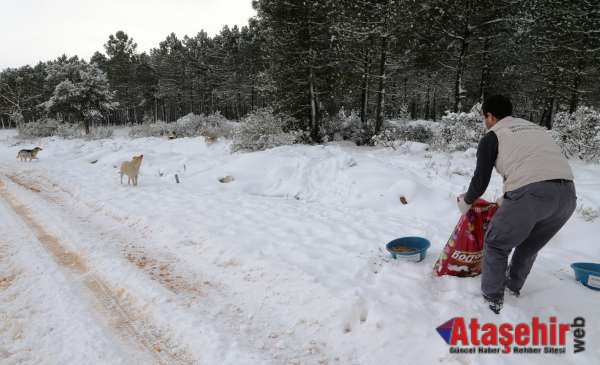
[120,155,144,186]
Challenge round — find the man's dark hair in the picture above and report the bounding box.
[482,95,512,119]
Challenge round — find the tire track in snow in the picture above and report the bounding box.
[0,178,195,365]
[4,169,341,364]
[7,172,209,298]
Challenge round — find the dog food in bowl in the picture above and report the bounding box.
[389,245,418,253]
[385,237,431,262]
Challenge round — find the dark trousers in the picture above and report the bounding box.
[481,180,577,300]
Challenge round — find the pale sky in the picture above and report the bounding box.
[0,0,256,70]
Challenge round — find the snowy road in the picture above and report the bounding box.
[0,176,197,364]
[0,167,345,364]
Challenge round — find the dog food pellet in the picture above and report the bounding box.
[390,245,417,253]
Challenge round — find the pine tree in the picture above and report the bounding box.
[151,33,187,122]
[254,0,339,141]
[99,31,140,122]
[42,60,117,134]
[0,63,48,124]
[522,0,600,127]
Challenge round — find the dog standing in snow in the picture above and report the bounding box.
[120,154,144,186]
[17,147,43,162]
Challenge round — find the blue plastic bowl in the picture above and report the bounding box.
[386,237,431,262]
[571,263,600,291]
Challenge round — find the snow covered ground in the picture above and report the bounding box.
[0,129,598,365]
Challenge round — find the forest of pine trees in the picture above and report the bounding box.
[1,0,599,140]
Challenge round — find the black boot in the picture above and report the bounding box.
[483,295,503,314]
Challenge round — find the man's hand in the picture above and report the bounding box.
[457,194,471,214]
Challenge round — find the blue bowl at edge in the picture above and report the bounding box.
[571,262,600,291]
[386,236,431,262]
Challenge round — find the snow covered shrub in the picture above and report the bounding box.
[173,113,203,137]
[174,112,231,138]
[200,121,236,141]
[552,107,600,161]
[17,118,60,138]
[128,121,174,137]
[577,205,599,222]
[18,117,112,139]
[431,112,484,151]
[321,108,368,143]
[396,103,410,120]
[202,111,229,128]
[198,112,235,140]
[372,124,434,148]
[399,125,434,143]
[55,123,82,138]
[85,125,114,140]
[173,112,235,139]
[319,115,338,141]
[128,112,235,140]
[232,108,300,152]
[371,127,403,148]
